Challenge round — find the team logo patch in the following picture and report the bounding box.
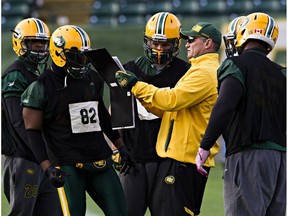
[239,17,249,28]
[26,168,35,175]
[93,160,106,169]
[120,78,128,87]
[54,35,65,48]
[76,163,84,168]
[165,175,175,184]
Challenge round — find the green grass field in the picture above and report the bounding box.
[1,162,224,215]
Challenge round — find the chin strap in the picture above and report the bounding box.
[64,75,68,88]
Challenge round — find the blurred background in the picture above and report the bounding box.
[2,0,287,71]
[1,0,287,215]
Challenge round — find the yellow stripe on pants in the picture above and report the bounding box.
[57,186,71,216]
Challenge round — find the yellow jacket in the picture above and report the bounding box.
[132,53,220,167]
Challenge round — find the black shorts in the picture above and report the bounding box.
[150,158,210,216]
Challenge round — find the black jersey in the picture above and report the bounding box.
[121,56,190,162]
[218,48,286,155]
[2,59,39,160]
[22,63,120,165]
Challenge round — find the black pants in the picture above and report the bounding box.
[119,161,159,216]
[120,158,210,216]
[151,159,210,216]
[3,156,62,216]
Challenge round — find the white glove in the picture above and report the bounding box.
[196,147,210,177]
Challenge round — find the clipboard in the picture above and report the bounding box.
[84,48,135,130]
[84,48,119,87]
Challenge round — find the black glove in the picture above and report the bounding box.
[45,166,70,188]
[115,70,139,91]
[117,146,139,176]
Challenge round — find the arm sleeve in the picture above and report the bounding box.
[26,129,48,164]
[200,76,244,150]
[4,97,29,144]
[98,99,121,142]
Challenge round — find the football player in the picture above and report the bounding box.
[196,12,286,216]
[115,20,222,216]
[2,18,62,216]
[115,12,190,215]
[21,25,137,216]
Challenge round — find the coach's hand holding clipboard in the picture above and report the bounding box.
[115,70,139,91]
[84,48,135,130]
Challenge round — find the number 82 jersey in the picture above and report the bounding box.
[21,65,120,166]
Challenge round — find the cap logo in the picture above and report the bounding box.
[192,25,202,32]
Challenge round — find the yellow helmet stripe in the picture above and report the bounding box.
[32,18,48,38]
[32,18,45,33]
[265,15,275,39]
[72,25,89,48]
[156,12,169,35]
[229,17,242,34]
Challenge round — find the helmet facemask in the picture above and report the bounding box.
[143,12,181,65]
[223,33,237,58]
[21,36,50,63]
[62,47,91,79]
[143,35,180,65]
[223,16,245,57]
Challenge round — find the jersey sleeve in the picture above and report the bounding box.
[21,80,46,110]
[217,59,246,92]
[2,71,28,98]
